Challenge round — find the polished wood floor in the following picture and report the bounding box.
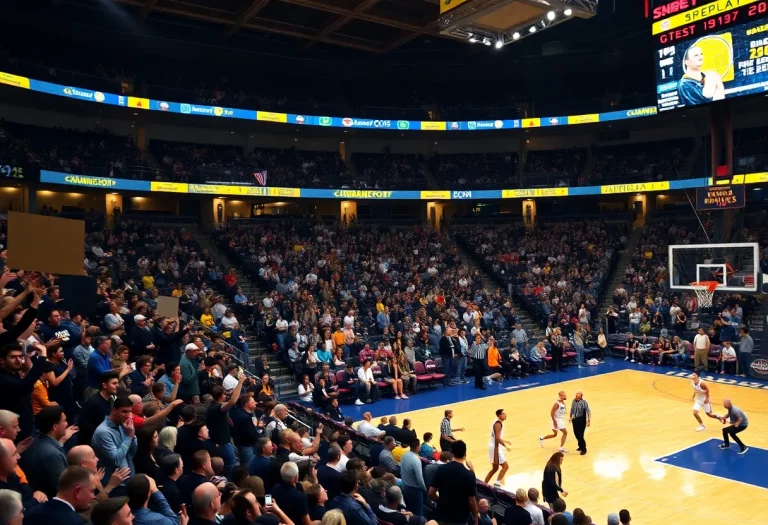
[374,369,768,525]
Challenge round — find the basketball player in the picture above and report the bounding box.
[539,391,568,452]
[484,408,511,487]
[691,369,720,431]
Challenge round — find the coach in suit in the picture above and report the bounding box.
[24,466,97,525]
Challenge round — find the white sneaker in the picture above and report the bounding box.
[624,356,629,361]
[696,425,706,432]
[559,448,569,453]
[493,481,502,488]
[355,399,364,406]
[630,359,635,363]
[539,437,544,447]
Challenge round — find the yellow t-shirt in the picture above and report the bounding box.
[142,275,155,289]
[392,445,409,463]
[201,313,214,327]
[332,331,346,348]
[171,289,183,298]
[376,301,385,313]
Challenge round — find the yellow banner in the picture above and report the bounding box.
[189,184,238,195]
[600,181,670,194]
[652,0,758,34]
[420,191,451,200]
[268,187,300,198]
[521,118,541,128]
[0,72,30,89]
[257,111,288,123]
[150,182,188,193]
[745,172,768,184]
[503,188,569,198]
[128,97,150,109]
[567,114,599,125]
[440,0,471,14]
[420,121,447,131]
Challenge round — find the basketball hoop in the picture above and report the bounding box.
[689,281,719,308]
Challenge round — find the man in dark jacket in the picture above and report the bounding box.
[20,407,72,498]
[129,315,155,361]
[23,466,97,525]
[0,342,48,440]
[231,396,263,468]
[438,333,457,386]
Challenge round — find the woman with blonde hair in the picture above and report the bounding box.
[321,509,346,525]
[156,426,178,462]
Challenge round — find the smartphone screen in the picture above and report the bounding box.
[265,495,272,506]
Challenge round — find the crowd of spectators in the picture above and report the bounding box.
[149,141,251,184]
[427,153,518,189]
[456,220,622,336]
[251,148,350,189]
[0,210,627,525]
[0,121,156,180]
[590,139,693,185]
[352,153,428,189]
[523,149,586,187]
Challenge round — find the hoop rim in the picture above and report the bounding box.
[689,281,720,293]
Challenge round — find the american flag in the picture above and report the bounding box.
[254,170,267,186]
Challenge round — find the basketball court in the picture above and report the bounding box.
[372,369,768,525]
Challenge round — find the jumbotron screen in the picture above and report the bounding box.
[653,0,768,111]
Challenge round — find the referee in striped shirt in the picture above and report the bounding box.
[569,391,591,455]
[470,333,490,390]
[439,409,463,451]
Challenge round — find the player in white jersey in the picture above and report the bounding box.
[691,369,721,431]
[484,409,511,487]
[540,391,568,452]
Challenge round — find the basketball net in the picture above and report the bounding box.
[689,281,719,308]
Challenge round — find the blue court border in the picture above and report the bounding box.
[296,359,768,420]
[655,438,768,490]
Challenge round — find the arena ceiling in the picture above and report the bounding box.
[114,0,449,54]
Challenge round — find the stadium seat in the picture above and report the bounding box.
[413,362,435,385]
[424,360,446,384]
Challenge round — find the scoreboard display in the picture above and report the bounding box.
[653,0,768,111]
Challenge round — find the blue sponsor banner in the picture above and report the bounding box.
[177,103,255,120]
[540,116,567,127]
[29,80,124,106]
[301,189,421,199]
[40,170,151,191]
[8,71,663,132]
[450,190,502,199]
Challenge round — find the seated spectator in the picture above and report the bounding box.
[178,450,214,507]
[271,462,310,525]
[158,454,184,515]
[126,473,180,525]
[419,433,435,460]
[23,466,97,525]
[326,470,377,525]
[0,489,23,525]
[378,437,400,476]
[19,406,72,498]
[306,483,328,522]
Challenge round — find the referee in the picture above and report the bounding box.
[569,391,591,455]
[439,409,463,451]
[470,333,490,390]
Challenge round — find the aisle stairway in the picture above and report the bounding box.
[189,228,298,396]
[453,240,544,341]
[596,226,644,328]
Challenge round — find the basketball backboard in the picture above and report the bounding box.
[668,242,761,293]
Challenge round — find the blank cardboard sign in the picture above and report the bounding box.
[7,211,85,276]
[156,296,179,319]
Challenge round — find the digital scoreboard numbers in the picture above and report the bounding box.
[652,0,768,111]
